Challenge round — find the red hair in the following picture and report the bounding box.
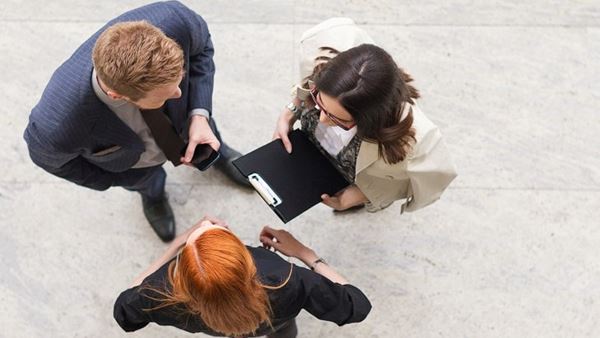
[154,229,271,336]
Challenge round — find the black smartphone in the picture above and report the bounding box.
[186,144,220,171]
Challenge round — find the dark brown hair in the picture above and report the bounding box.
[311,44,420,164]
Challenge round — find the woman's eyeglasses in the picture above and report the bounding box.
[310,89,355,131]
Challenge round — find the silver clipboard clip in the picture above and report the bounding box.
[248,173,282,207]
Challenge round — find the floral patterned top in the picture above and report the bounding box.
[299,108,362,182]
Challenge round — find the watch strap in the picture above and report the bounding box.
[310,257,327,270]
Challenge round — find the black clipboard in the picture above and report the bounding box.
[232,129,350,223]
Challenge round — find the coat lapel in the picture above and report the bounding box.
[72,62,142,152]
[80,84,145,153]
[355,140,379,175]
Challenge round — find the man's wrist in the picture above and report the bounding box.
[191,114,209,122]
[189,108,210,121]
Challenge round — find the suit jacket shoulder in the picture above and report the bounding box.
[28,39,99,151]
[26,1,204,150]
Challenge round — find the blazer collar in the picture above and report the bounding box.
[80,67,144,151]
[355,140,379,174]
[91,68,131,110]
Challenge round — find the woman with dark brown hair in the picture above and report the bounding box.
[113,215,371,337]
[274,18,457,213]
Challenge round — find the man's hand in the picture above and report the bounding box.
[321,185,368,211]
[181,115,220,164]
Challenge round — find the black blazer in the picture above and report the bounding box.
[114,246,371,336]
[24,1,215,191]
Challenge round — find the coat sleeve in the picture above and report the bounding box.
[295,267,372,325]
[114,260,189,333]
[298,18,375,82]
[404,126,457,212]
[113,287,151,332]
[173,2,215,116]
[23,118,115,191]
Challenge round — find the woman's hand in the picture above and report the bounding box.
[259,226,349,284]
[272,107,296,154]
[259,226,315,261]
[321,185,368,211]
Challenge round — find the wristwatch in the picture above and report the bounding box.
[286,102,300,116]
[309,257,327,271]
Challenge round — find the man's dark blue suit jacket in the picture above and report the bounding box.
[24,1,215,191]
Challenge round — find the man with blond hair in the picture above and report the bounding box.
[24,2,248,242]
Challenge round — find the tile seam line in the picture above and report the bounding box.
[450,186,600,192]
[3,182,600,192]
[0,19,597,28]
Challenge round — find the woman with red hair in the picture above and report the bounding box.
[114,216,371,337]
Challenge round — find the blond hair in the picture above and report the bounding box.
[92,21,184,100]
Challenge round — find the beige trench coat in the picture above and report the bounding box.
[296,18,457,212]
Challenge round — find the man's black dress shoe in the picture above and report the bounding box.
[141,194,175,242]
[215,143,252,188]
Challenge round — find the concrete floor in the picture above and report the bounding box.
[1,1,600,337]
